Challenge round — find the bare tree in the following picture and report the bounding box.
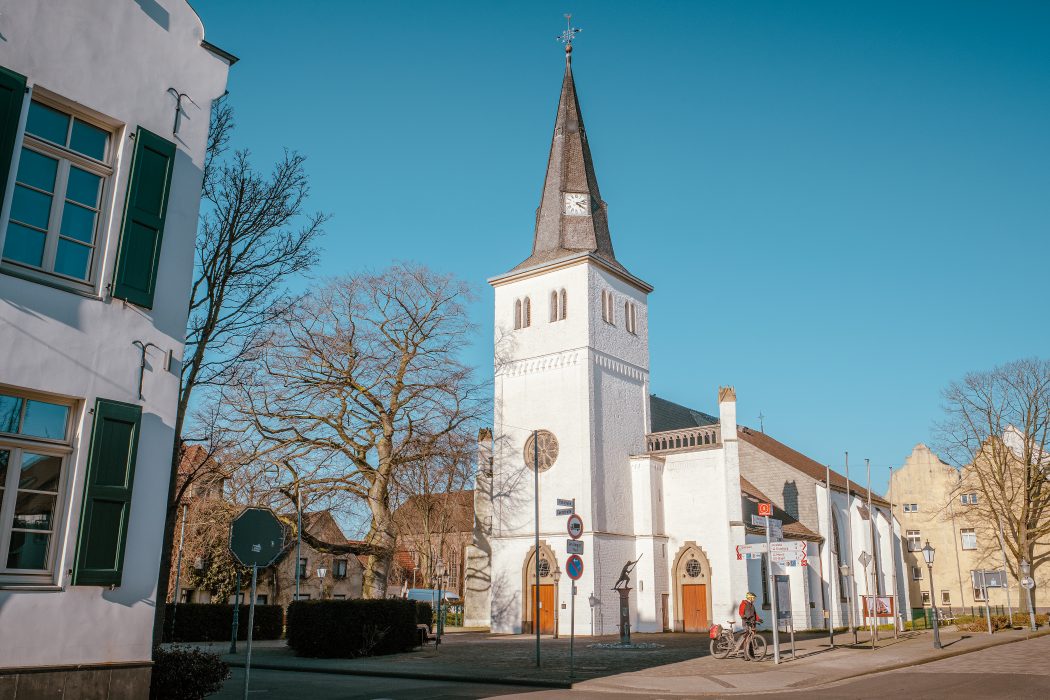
[236,265,486,598]
[936,357,1050,606]
[154,97,326,641]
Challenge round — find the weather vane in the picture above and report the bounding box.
[557,13,582,47]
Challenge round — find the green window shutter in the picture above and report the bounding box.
[72,399,142,587]
[0,66,27,209]
[112,127,176,309]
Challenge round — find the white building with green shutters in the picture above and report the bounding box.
[0,1,231,695]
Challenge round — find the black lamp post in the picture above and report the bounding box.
[553,566,562,640]
[1021,559,1037,631]
[435,558,446,646]
[921,541,942,649]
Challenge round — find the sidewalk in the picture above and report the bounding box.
[569,627,1050,696]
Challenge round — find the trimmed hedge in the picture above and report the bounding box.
[150,646,230,700]
[163,603,283,642]
[287,599,423,658]
[416,601,433,630]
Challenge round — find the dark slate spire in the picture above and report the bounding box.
[513,44,623,273]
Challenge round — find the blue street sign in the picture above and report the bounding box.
[566,554,584,580]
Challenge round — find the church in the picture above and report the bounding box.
[463,43,909,636]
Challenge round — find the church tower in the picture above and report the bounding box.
[487,42,654,635]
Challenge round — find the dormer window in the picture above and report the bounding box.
[550,289,567,322]
[601,290,615,325]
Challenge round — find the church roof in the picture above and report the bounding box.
[511,46,629,277]
[649,394,719,433]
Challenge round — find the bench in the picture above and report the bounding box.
[417,624,432,646]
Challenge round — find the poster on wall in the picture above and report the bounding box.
[861,595,895,619]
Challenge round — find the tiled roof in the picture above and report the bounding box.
[737,427,890,507]
[648,394,718,433]
[740,477,822,542]
[393,490,474,535]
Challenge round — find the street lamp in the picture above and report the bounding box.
[839,564,855,642]
[552,566,562,640]
[921,541,941,649]
[316,567,327,600]
[1021,559,1037,631]
[434,558,446,646]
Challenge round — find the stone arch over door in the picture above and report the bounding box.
[672,542,713,632]
[522,542,559,634]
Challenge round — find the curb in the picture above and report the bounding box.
[224,659,574,689]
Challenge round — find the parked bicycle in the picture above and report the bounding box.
[709,620,768,661]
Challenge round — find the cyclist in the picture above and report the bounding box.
[739,591,763,631]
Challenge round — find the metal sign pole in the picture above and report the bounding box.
[997,519,1014,623]
[570,583,576,678]
[295,489,302,603]
[982,572,993,634]
[243,564,258,700]
[825,463,836,648]
[230,569,240,654]
[533,430,540,668]
[844,452,857,644]
[766,514,781,664]
[171,503,188,637]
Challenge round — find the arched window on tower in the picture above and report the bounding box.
[550,291,559,322]
[550,289,568,322]
[625,301,637,334]
[514,299,522,330]
[560,289,567,320]
[601,290,615,325]
[523,297,531,327]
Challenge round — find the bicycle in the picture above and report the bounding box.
[709,620,768,661]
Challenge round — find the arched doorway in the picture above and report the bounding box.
[672,543,713,632]
[522,543,558,634]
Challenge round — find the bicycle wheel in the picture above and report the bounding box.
[746,634,767,661]
[710,634,733,659]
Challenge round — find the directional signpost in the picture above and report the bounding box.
[557,498,576,517]
[754,504,781,664]
[751,514,783,541]
[561,503,584,679]
[229,507,286,700]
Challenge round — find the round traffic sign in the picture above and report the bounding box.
[1021,576,1035,590]
[566,554,584,580]
[229,506,286,568]
[567,513,584,539]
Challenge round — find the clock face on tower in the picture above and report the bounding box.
[563,192,589,216]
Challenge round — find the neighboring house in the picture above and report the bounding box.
[392,490,474,597]
[468,43,907,636]
[891,443,1049,613]
[0,2,231,695]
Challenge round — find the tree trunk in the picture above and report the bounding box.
[151,433,186,645]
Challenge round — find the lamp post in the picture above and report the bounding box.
[921,541,941,649]
[316,567,327,600]
[1021,559,1037,631]
[552,566,562,640]
[435,558,446,646]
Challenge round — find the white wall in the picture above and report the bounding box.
[0,0,229,669]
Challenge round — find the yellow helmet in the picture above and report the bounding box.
[745,592,757,600]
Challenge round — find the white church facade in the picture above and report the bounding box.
[463,44,909,636]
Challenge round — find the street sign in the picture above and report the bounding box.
[566,554,584,580]
[770,552,808,566]
[736,543,768,558]
[972,569,1005,589]
[769,541,806,554]
[557,498,575,508]
[858,551,873,568]
[229,507,286,568]
[751,514,783,539]
[556,508,575,516]
[567,513,584,539]
[1021,576,1035,590]
[566,539,584,555]
[758,502,773,517]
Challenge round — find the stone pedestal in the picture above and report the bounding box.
[616,587,632,645]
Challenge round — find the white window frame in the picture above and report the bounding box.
[1,92,117,294]
[912,566,923,580]
[906,530,921,552]
[941,590,951,605]
[0,386,77,586]
[960,528,977,551]
[921,591,930,605]
[973,585,987,602]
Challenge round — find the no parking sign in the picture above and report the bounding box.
[566,554,584,580]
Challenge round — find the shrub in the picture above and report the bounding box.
[287,599,421,658]
[150,646,230,700]
[163,603,283,642]
[415,601,433,630]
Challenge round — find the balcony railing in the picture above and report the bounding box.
[646,425,721,454]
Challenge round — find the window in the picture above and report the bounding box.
[256,594,268,605]
[514,299,521,329]
[295,593,311,601]
[549,289,567,322]
[960,528,977,550]
[906,530,921,552]
[179,588,192,603]
[601,289,615,325]
[973,583,987,602]
[333,594,346,600]
[625,301,638,334]
[0,389,74,582]
[514,297,531,329]
[3,99,113,288]
[298,557,308,579]
[941,590,951,605]
[912,566,923,580]
[921,591,930,605]
[335,559,348,579]
[903,503,919,513]
[961,493,978,505]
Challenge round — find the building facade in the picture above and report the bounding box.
[0,1,231,694]
[891,443,1049,614]
[467,44,908,637]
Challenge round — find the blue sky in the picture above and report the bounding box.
[193,1,1050,496]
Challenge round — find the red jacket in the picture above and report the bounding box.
[739,599,761,625]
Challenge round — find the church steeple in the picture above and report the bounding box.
[513,44,622,273]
